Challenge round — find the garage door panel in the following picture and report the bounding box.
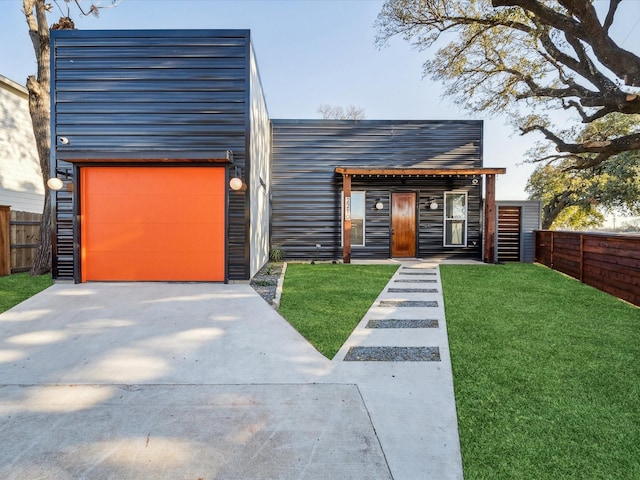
[86,193,225,225]
[85,168,223,195]
[84,223,225,254]
[87,251,224,282]
[81,166,226,282]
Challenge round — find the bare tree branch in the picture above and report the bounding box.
[492,0,640,85]
[602,0,621,34]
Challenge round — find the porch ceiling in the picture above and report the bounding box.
[334,167,506,176]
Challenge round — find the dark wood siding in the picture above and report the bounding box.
[51,30,251,281]
[271,120,483,260]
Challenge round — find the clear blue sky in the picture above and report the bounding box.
[1,0,639,202]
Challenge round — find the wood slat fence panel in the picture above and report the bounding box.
[535,230,640,307]
[9,210,42,273]
[0,206,9,276]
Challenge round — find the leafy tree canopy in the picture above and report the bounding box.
[526,113,640,228]
[376,0,640,168]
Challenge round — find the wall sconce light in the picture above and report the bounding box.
[47,177,64,191]
[229,166,243,191]
[58,136,70,145]
[472,177,479,185]
[430,199,439,210]
[375,200,384,210]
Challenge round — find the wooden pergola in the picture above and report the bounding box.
[335,167,507,264]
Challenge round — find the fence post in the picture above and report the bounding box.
[0,206,10,276]
[550,231,554,268]
[579,234,584,282]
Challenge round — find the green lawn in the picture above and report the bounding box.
[440,263,640,480]
[0,272,52,314]
[278,263,398,358]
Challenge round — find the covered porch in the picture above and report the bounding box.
[336,167,507,264]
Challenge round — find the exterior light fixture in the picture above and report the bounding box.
[375,200,384,210]
[229,166,243,191]
[430,199,439,210]
[472,178,479,185]
[47,177,64,191]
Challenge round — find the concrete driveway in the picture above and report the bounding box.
[0,274,462,479]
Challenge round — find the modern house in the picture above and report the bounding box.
[0,75,43,213]
[49,29,505,283]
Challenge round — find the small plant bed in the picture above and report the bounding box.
[440,263,640,480]
[0,272,52,314]
[278,263,398,358]
[250,262,283,305]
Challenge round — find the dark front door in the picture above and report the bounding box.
[391,192,416,257]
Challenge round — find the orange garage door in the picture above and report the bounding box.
[81,166,226,282]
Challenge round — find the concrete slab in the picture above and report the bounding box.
[0,384,391,480]
[0,264,463,480]
[1,282,331,385]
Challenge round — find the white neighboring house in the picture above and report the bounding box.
[0,74,43,213]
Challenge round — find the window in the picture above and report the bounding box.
[342,191,365,246]
[444,192,467,247]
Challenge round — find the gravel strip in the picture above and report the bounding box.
[397,271,437,275]
[393,279,437,283]
[366,319,439,329]
[387,288,439,293]
[378,300,438,308]
[344,346,441,362]
[250,262,283,306]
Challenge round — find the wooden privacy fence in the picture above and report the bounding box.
[535,230,640,307]
[0,206,42,275]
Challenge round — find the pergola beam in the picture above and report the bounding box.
[335,167,506,176]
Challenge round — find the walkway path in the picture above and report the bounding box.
[331,260,463,479]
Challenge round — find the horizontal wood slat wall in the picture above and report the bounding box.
[497,206,521,262]
[535,230,640,307]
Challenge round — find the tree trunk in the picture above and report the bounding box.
[541,192,572,229]
[27,71,52,276]
[24,0,52,275]
[30,190,51,275]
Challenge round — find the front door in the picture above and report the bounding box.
[391,192,416,257]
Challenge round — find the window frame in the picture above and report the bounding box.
[443,191,468,247]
